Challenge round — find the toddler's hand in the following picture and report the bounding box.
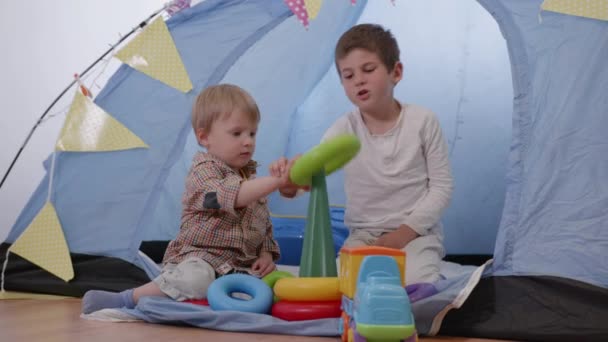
[252,251,276,277]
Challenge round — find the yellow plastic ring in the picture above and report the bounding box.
[273,277,341,301]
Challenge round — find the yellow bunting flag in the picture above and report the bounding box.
[55,91,148,152]
[304,0,323,20]
[115,17,193,92]
[541,0,608,21]
[9,202,73,282]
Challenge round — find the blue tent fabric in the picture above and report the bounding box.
[478,0,608,288]
[7,0,295,269]
[263,0,514,255]
[6,0,513,264]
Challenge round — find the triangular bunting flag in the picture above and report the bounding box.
[284,0,310,28]
[115,17,193,92]
[541,0,608,21]
[165,0,191,16]
[55,91,149,152]
[303,0,322,20]
[9,202,74,282]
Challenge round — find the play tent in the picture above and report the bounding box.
[1,0,606,341]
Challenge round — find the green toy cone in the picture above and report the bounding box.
[299,170,337,277]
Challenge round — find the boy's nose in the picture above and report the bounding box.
[354,74,365,85]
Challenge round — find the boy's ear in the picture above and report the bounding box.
[196,128,208,147]
[391,61,403,84]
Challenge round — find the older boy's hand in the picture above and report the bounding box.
[252,251,276,277]
[269,156,309,198]
[374,224,419,250]
[269,157,289,178]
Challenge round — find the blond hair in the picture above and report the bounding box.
[191,84,260,134]
[335,24,400,74]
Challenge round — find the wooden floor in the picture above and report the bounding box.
[0,299,512,342]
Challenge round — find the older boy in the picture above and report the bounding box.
[275,24,453,284]
[328,24,453,284]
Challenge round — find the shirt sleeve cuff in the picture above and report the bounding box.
[402,218,429,236]
[263,239,281,261]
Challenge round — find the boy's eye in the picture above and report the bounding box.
[250,132,256,137]
[343,74,353,80]
[364,66,376,73]
[232,131,241,137]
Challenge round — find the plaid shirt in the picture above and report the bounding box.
[162,152,280,275]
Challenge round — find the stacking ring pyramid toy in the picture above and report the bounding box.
[289,134,361,277]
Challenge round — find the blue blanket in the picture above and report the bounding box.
[90,260,488,337]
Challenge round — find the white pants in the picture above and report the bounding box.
[154,257,216,301]
[340,229,444,285]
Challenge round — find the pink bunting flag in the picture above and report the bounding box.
[165,0,191,16]
[284,0,309,28]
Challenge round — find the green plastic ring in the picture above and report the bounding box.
[262,270,295,303]
[262,270,294,288]
[289,134,361,186]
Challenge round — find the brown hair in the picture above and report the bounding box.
[335,23,400,74]
[191,84,260,134]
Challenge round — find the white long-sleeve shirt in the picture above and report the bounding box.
[322,103,453,237]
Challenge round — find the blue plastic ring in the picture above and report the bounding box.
[207,273,273,314]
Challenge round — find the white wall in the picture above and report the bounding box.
[0,0,168,241]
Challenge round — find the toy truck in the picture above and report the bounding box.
[338,247,417,342]
[353,255,416,341]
